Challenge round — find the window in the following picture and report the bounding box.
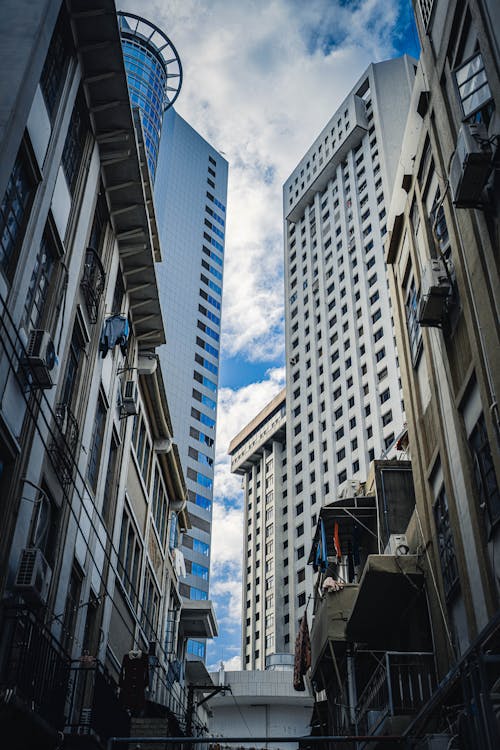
[118,509,141,608]
[40,9,72,120]
[87,395,107,492]
[133,414,152,488]
[62,88,89,195]
[187,640,206,658]
[0,141,37,280]
[102,433,119,524]
[405,277,422,363]
[24,227,57,330]
[192,562,209,580]
[469,414,500,526]
[434,486,459,599]
[141,569,160,639]
[454,51,493,119]
[380,388,390,404]
[298,592,306,607]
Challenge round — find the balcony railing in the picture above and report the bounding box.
[0,606,70,730]
[80,248,106,324]
[65,659,130,742]
[356,651,435,736]
[49,402,79,487]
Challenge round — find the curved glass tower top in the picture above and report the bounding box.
[118,11,182,181]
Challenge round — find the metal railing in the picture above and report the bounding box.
[80,247,106,323]
[49,401,79,486]
[356,652,435,736]
[0,606,70,730]
[65,659,130,742]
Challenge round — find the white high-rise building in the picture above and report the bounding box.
[281,57,416,644]
[229,390,287,670]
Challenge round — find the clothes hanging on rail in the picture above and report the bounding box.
[293,612,311,691]
[313,517,328,573]
[119,649,149,714]
[99,314,129,358]
[333,521,342,562]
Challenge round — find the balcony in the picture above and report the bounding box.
[310,585,359,685]
[179,599,218,640]
[80,248,105,324]
[346,555,429,651]
[355,651,435,740]
[0,606,70,741]
[65,659,130,747]
[49,402,79,487]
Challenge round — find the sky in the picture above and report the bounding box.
[120,0,420,671]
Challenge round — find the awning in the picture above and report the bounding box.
[185,658,214,687]
[69,0,165,348]
[179,599,218,639]
[346,554,425,644]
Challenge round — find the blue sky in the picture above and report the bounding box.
[121,0,420,670]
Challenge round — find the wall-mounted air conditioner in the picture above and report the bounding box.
[384,534,409,556]
[122,380,139,416]
[14,548,52,604]
[418,259,451,327]
[23,329,57,388]
[449,122,491,207]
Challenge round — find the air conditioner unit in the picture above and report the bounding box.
[384,534,409,556]
[449,122,491,207]
[418,259,451,327]
[289,355,299,365]
[14,548,52,604]
[23,329,57,388]
[122,380,139,415]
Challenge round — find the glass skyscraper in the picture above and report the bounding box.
[118,11,182,180]
[119,12,228,661]
[154,110,228,660]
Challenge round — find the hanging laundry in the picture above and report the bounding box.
[119,649,149,714]
[322,577,344,593]
[314,517,328,573]
[293,612,311,691]
[333,521,342,562]
[99,314,129,358]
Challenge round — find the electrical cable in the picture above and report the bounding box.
[227,686,254,738]
[0,295,195,710]
[414,505,455,655]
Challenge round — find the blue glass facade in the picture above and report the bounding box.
[119,13,227,663]
[118,12,182,180]
[154,110,228,661]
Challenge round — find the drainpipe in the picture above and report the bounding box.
[347,647,357,730]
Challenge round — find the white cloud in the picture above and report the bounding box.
[120,0,407,363]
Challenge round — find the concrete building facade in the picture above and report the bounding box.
[0,2,215,746]
[229,389,287,670]
[207,667,314,749]
[282,57,416,642]
[381,0,500,744]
